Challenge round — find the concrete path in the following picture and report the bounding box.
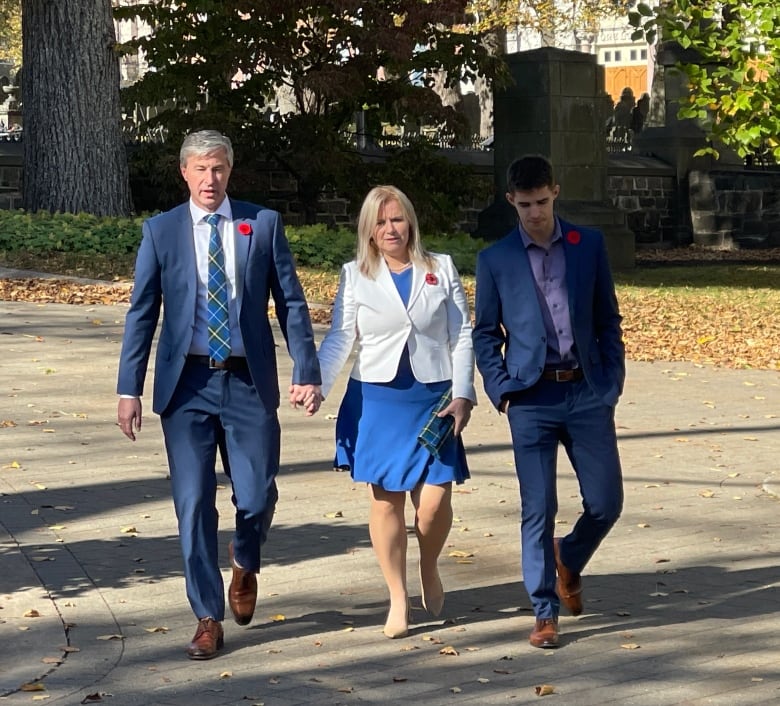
[1,298,779,705]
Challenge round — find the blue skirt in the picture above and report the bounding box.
[333,372,470,492]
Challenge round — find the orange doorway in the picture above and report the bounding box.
[604,65,648,103]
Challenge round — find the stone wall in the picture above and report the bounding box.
[4,142,780,251]
[233,166,352,228]
[606,153,678,248]
[689,169,780,248]
[0,150,22,210]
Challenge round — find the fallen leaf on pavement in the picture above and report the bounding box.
[20,682,46,692]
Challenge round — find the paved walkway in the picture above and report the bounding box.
[1,297,779,706]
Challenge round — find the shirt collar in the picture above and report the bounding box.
[189,197,232,225]
[518,217,562,250]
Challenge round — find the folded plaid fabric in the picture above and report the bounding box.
[418,389,454,459]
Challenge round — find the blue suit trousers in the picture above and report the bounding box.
[506,377,623,619]
[160,360,280,621]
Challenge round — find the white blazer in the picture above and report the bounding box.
[317,253,477,403]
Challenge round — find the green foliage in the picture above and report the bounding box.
[0,0,21,68]
[0,210,485,275]
[423,230,485,275]
[114,1,498,219]
[285,224,357,270]
[629,0,780,162]
[468,0,634,38]
[0,209,145,257]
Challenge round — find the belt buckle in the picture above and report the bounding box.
[208,357,227,370]
[555,369,567,382]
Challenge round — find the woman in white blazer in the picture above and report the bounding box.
[316,185,476,639]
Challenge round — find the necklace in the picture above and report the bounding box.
[387,261,412,273]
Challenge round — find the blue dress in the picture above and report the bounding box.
[333,268,470,491]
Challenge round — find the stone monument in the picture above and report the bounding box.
[475,47,634,269]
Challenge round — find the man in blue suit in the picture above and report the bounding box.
[117,130,322,659]
[472,155,624,649]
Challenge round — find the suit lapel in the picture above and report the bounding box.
[230,199,252,304]
[559,219,581,318]
[167,205,198,321]
[508,230,538,301]
[376,259,411,312]
[176,204,197,288]
[406,264,426,311]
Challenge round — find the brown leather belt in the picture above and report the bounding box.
[187,355,249,372]
[541,368,583,382]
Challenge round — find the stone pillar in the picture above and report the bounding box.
[632,41,742,245]
[475,47,634,269]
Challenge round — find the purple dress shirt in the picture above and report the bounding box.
[518,219,578,368]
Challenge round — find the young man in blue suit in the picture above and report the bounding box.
[472,155,624,649]
[117,130,322,659]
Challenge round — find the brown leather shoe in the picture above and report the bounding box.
[554,538,583,616]
[228,542,257,626]
[186,618,224,660]
[529,618,559,648]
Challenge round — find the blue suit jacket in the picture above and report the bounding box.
[472,218,625,410]
[117,198,321,415]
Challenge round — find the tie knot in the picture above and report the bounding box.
[205,213,221,228]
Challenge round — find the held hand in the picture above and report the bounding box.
[118,397,142,441]
[439,396,473,436]
[288,383,323,417]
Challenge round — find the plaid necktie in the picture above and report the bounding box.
[205,213,231,363]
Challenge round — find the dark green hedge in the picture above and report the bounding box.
[0,209,484,274]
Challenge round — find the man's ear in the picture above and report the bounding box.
[505,192,514,205]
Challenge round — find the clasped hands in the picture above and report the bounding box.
[288,383,323,416]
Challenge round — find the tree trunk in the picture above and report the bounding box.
[22,0,132,215]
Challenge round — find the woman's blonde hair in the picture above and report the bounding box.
[356,185,435,278]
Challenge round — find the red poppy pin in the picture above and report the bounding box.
[237,222,252,236]
[425,273,438,285]
[566,230,581,245]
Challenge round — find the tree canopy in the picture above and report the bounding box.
[116,1,502,222]
[630,0,779,163]
[468,0,634,42]
[0,0,21,68]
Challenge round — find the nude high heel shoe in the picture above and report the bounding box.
[383,600,411,639]
[419,561,445,618]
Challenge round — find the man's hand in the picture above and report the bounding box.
[288,384,323,417]
[118,397,142,441]
[440,396,473,436]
